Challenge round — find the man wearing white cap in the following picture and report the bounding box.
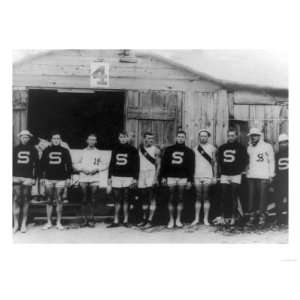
[246,128,275,227]
[13,130,39,233]
[191,129,217,226]
[274,133,288,225]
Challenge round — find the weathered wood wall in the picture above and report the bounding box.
[13,50,219,92]
[13,50,288,149]
[126,90,183,147]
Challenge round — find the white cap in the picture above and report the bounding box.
[278,133,288,143]
[247,128,262,136]
[18,130,33,137]
[198,129,211,137]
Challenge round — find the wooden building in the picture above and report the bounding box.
[13,50,288,150]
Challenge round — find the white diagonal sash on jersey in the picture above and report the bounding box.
[140,145,156,166]
[197,145,213,165]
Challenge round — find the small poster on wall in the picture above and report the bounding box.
[90,62,109,88]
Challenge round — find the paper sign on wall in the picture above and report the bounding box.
[90,62,109,88]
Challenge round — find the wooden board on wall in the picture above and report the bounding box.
[126,90,183,148]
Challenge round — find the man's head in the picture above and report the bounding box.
[143,131,154,147]
[18,130,32,145]
[199,129,210,144]
[51,132,62,146]
[278,134,288,150]
[176,130,186,144]
[227,128,238,143]
[248,128,262,145]
[86,133,97,148]
[119,131,129,144]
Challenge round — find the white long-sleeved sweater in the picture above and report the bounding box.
[247,140,275,179]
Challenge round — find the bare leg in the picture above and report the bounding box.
[203,184,211,225]
[20,185,31,233]
[175,185,185,227]
[80,183,89,225]
[167,185,176,228]
[43,184,55,229]
[112,188,121,224]
[148,189,156,222]
[56,187,64,229]
[123,188,130,224]
[89,185,98,225]
[13,185,22,233]
[192,184,202,225]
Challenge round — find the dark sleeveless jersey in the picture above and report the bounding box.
[39,145,73,180]
[13,144,39,178]
[108,143,139,179]
[160,143,195,181]
[217,141,249,175]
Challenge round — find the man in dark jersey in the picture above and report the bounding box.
[13,130,39,233]
[274,134,288,225]
[39,133,73,230]
[160,130,195,229]
[217,128,249,226]
[107,131,139,228]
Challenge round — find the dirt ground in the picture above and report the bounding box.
[13,222,288,244]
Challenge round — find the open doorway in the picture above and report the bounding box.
[27,89,125,149]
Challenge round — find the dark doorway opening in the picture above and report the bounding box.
[27,89,125,149]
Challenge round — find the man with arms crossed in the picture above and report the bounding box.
[13,130,39,233]
[161,130,194,229]
[217,128,248,226]
[191,129,217,226]
[246,128,275,227]
[137,132,161,228]
[75,133,109,227]
[107,131,139,228]
[39,132,73,230]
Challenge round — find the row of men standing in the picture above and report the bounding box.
[13,127,288,233]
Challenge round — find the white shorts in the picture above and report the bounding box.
[111,176,133,188]
[167,177,188,186]
[13,177,34,186]
[194,177,212,186]
[138,169,156,188]
[44,179,66,188]
[220,174,242,184]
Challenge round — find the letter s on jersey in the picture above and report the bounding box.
[17,151,30,164]
[116,153,128,165]
[49,152,62,165]
[171,152,184,164]
[223,150,236,163]
[278,158,288,170]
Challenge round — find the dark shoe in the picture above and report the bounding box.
[143,221,154,229]
[107,222,120,228]
[87,221,95,228]
[80,220,89,228]
[122,222,129,228]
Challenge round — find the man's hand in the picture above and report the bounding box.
[40,178,46,185]
[90,168,99,175]
[31,179,36,186]
[65,179,71,187]
[153,177,159,187]
[211,177,218,184]
[186,181,192,190]
[130,179,137,189]
[161,178,167,186]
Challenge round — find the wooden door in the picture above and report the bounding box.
[13,90,28,146]
[126,90,183,148]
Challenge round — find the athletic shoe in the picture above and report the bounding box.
[42,223,52,230]
[107,222,120,228]
[122,222,129,228]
